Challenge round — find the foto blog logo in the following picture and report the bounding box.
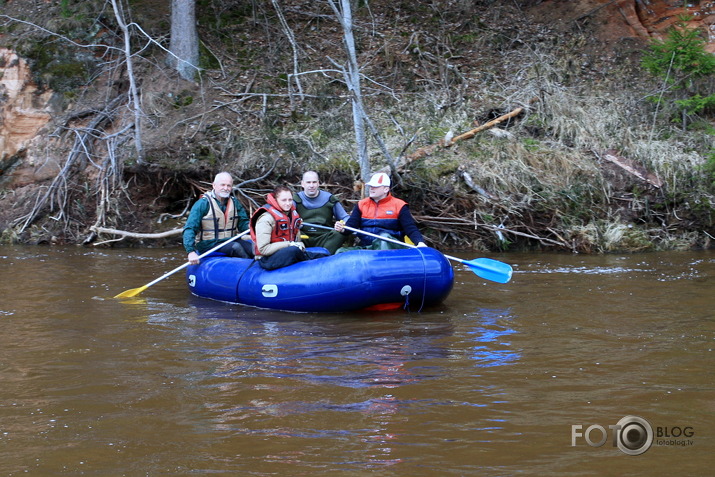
[571,415,695,456]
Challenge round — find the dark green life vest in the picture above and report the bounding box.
[293,193,338,235]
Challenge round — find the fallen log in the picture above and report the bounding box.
[447,106,524,146]
[89,226,183,246]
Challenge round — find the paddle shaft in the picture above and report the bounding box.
[302,222,512,283]
[304,221,422,250]
[114,230,248,298]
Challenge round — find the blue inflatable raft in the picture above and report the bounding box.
[186,248,454,312]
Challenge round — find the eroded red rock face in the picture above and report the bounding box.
[634,0,715,52]
[529,0,715,52]
[0,48,52,162]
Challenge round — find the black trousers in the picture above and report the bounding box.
[258,246,328,270]
[218,240,254,259]
[302,230,347,254]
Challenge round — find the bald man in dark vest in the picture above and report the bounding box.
[293,171,349,254]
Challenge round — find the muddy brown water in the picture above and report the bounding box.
[0,245,713,475]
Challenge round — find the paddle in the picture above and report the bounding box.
[114,231,249,298]
[303,222,513,284]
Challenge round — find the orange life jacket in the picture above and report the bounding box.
[356,193,406,245]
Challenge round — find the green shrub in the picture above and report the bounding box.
[641,15,715,126]
[675,94,715,119]
[641,16,715,84]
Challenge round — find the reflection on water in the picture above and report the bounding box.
[467,308,519,368]
[0,246,713,475]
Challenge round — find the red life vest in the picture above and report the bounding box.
[250,193,302,254]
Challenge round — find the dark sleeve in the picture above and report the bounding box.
[234,198,250,232]
[342,206,363,235]
[398,205,424,245]
[183,199,208,253]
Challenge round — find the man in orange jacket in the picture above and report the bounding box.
[335,172,427,249]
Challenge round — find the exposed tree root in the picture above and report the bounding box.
[12,94,128,235]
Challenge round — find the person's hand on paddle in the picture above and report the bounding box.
[300,221,512,284]
[114,232,249,299]
[334,220,345,233]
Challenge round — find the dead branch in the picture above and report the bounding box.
[111,0,144,163]
[459,170,496,200]
[158,199,192,223]
[327,0,371,183]
[91,225,183,239]
[93,236,128,246]
[0,14,120,54]
[90,134,126,234]
[485,224,568,247]
[413,214,570,249]
[598,150,663,188]
[271,0,304,107]
[449,107,524,145]
[353,87,400,185]
[234,157,282,208]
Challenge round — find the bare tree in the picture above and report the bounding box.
[327,0,370,183]
[271,0,303,108]
[168,0,200,82]
[111,0,144,163]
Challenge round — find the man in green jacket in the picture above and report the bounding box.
[293,171,349,254]
[183,172,253,264]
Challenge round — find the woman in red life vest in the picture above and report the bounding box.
[250,185,327,270]
[335,173,427,249]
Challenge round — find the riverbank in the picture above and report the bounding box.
[0,1,713,252]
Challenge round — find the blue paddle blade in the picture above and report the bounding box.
[463,257,513,283]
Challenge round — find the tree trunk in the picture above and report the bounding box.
[110,0,144,163]
[330,0,370,184]
[169,0,199,82]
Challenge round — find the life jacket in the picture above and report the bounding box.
[197,191,240,243]
[250,193,302,254]
[293,191,339,235]
[357,193,407,245]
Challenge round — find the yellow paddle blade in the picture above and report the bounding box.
[113,232,248,300]
[114,285,148,298]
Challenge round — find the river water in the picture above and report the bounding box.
[0,245,712,475]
